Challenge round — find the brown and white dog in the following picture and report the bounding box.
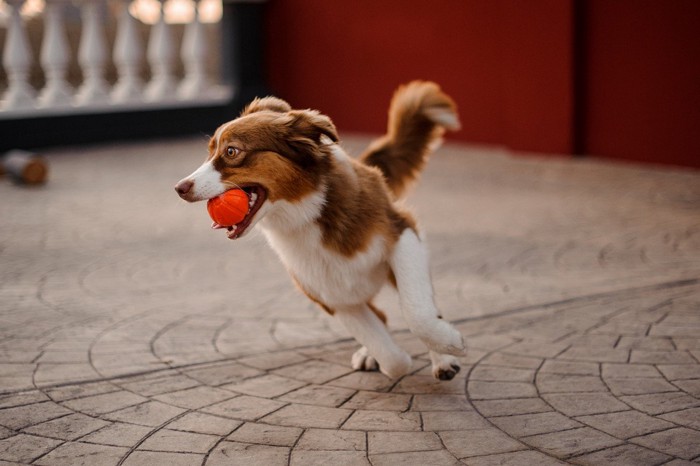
[175,81,465,380]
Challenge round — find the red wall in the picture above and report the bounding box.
[264,1,700,167]
[265,0,574,154]
[582,1,700,167]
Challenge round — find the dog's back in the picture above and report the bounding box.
[360,81,460,198]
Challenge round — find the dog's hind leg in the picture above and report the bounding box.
[334,303,412,379]
[389,228,465,356]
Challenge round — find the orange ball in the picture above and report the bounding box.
[207,189,249,227]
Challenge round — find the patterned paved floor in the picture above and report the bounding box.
[1,136,699,465]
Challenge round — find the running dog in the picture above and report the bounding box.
[175,81,465,380]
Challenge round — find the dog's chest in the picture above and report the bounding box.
[263,225,389,307]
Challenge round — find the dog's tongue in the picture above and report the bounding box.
[211,221,227,230]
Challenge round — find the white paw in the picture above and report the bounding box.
[352,346,412,379]
[351,346,378,371]
[430,352,461,381]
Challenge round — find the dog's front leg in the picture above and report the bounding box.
[334,304,412,379]
[389,229,466,356]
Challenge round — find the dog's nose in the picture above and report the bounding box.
[175,179,193,197]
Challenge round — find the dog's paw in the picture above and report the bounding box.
[352,347,412,379]
[351,346,378,371]
[430,353,461,381]
[435,364,461,381]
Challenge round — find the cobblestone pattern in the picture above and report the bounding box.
[1,137,699,465]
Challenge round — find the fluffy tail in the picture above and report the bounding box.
[359,81,460,198]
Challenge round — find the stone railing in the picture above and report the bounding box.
[1,0,231,115]
[0,0,266,151]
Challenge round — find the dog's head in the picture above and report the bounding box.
[175,97,338,239]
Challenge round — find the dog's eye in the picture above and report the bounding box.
[226,147,240,157]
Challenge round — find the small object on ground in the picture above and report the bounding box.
[1,150,49,185]
[207,189,249,227]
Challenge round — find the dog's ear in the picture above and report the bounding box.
[241,96,292,116]
[287,109,339,145]
[281,110,339,166]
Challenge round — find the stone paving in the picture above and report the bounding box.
[1,135,699,465]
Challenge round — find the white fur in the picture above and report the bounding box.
[424,107,461,130]
[328,142,356,178]
[351,346,378,371]
[334,304,412,379]
[259,188,327,233]
[180,161,226,201]
[214,120,235,154]
[319,134,335,146]
[261,196,389,307]
[389,229,465,356]
[429,351,461,379]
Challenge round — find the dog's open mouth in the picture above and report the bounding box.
[211,185,267,240]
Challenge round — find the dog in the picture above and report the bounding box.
[175,81,465,380]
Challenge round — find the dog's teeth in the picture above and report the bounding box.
[250,193,258,204]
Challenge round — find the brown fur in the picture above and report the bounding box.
[207,110,338,203]
[241,96,292,115]
[360,81,460,198]
[316,156,416,257]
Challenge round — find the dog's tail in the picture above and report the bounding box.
[359,81,460,198]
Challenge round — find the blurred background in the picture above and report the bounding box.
[1,0,699,167]
[263,0,700,167]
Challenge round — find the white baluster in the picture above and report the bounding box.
[38,0,74,107]
[2,0,36,110]
[75,0,110,105]
[112,0,144,103]
[178,0,210,100]
[144,0,177,101]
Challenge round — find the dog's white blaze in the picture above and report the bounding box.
[213,119,236,154]
[390,228,465,356]
[185,161,227,200]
